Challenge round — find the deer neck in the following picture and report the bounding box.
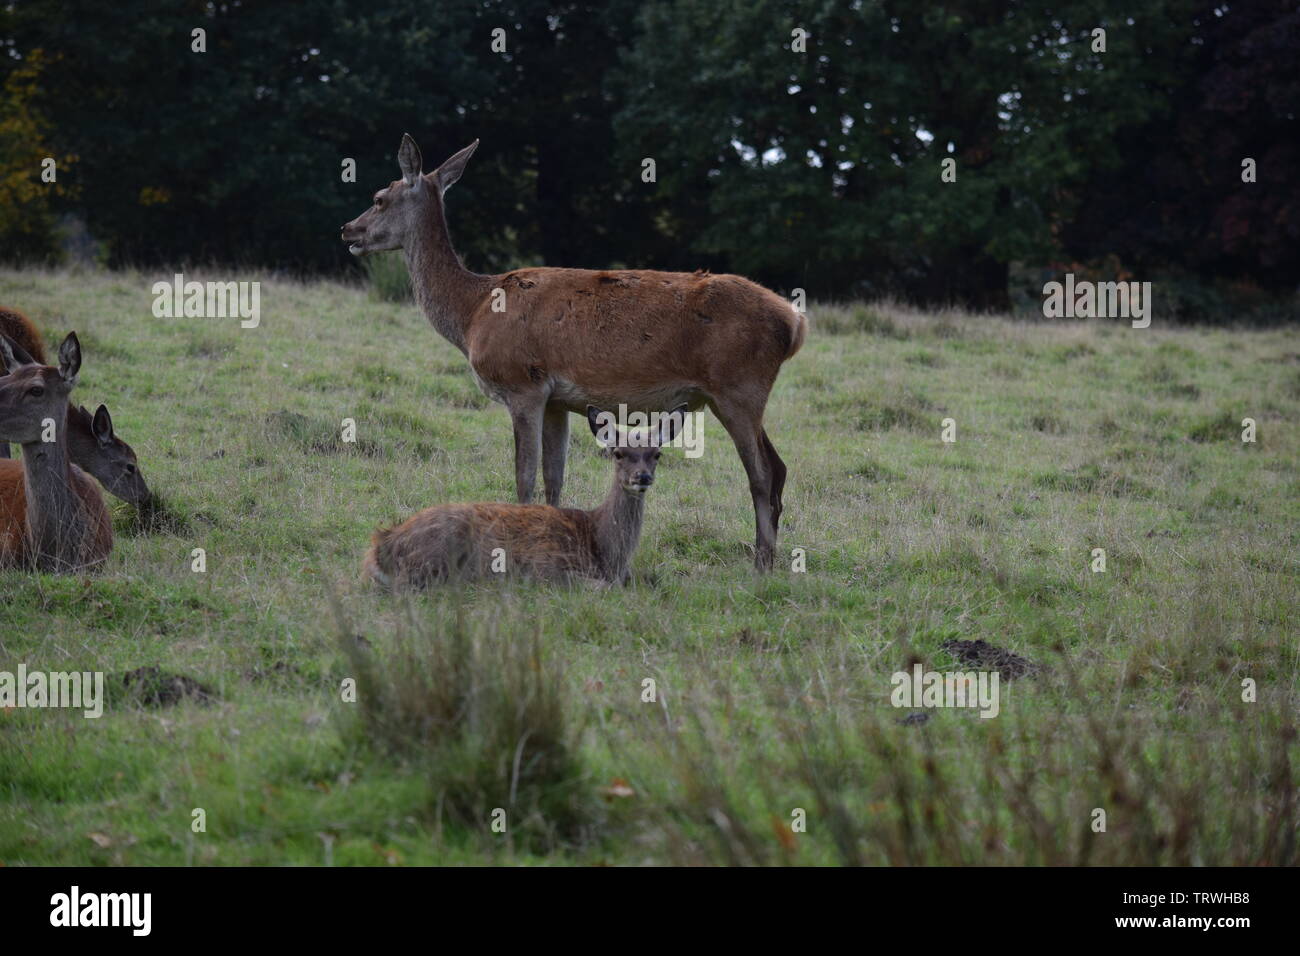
[403,201,489,355]
[20,408,86,570]
[591,482,647,580]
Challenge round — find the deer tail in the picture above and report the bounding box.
[785,308,808,359]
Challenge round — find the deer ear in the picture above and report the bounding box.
[434,139,479,195]
[659,404,689,445]
[92,404,114,444]
[587,405,616,448]
[398,133,423,187]
[0,334,36,373]
[57,332,81,384]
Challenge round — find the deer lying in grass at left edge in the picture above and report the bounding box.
[0,332,113,572]
[364,404,686,590]
[0,306,151,506]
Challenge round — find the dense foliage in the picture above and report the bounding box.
[1,0,1295,312]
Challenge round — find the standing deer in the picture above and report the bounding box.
[0,306,150,506]
[0,332,113,572]
[342,135,806,570]
[364,404,685,590]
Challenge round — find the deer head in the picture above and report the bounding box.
[68,404,151,505]
[341,134,479,256]
[587,404,688,496]
[0,332,80,445]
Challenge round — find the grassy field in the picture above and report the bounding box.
[1,265,1296,866]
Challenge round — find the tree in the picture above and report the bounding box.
[614,0,1193,306]
[1063,0,1300,301]
[0,50,73,262]
[0,0,653,274]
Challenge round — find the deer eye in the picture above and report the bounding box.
[125,463,137,474]
[27,386,44,397]
[653,451,662,460]
[613,451,624,460]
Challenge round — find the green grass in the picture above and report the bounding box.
[361,251,412,303]
[0,270,1296,865]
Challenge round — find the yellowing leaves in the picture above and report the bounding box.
[139,186,172,206]
[0,49,75,256]
[769,815,797,852]
[600,778,635,801]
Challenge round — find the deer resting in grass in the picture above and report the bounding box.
[0,332,113,572]
[364,404,685,590]
[0,307,150,506]
[342,135,806,570]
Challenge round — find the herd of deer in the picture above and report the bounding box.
[0,135,805,587]
[0,309,148,572]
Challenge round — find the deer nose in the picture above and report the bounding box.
[634,471,653,486]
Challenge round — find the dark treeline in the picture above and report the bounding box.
[1,0,1296,315]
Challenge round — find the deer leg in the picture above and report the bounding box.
[541,404,570,507]
[0,442,9,459]
[508,399,545,503]
[710,398,776,571]
[760,429,787,530]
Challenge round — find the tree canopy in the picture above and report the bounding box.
[1,0,1295,315]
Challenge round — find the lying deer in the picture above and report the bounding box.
[0,307,44,367]
[0,306,150,505]
[364,404,685,590]
[66,404,152,507]
[0,332,114,572]
[342,135,806,570]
